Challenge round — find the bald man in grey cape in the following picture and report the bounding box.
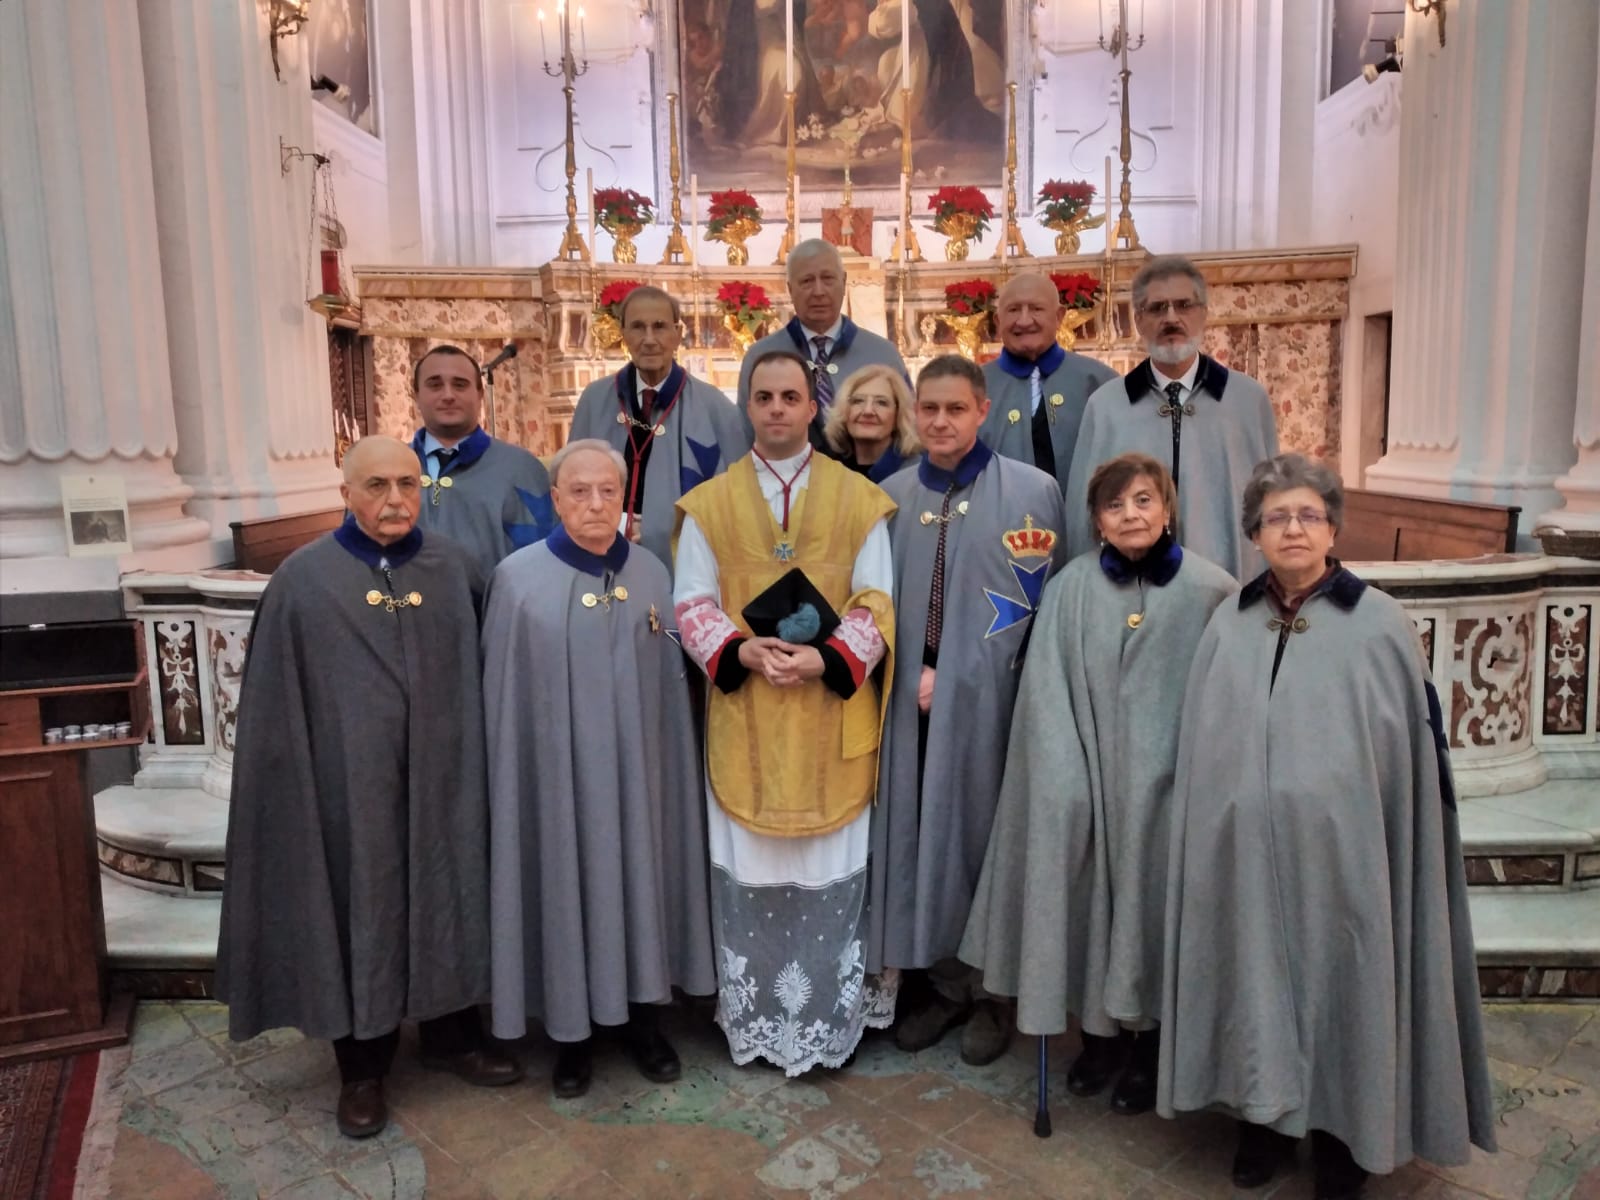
[737,239,907,452]
[483,439,715,1099]
[979,272,1116,491]
[218,437,520,1142]
[1064,256,1277,578]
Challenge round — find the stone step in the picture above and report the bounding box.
[1469,888,1600,1000]
[94,783,226,896]
[1457,779,1600,892]
[102,871,219,971]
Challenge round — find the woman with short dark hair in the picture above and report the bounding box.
[1157,452,1496,1199]
[961,452,1235,1117]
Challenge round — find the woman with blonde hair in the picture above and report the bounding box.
[824,364,919,482]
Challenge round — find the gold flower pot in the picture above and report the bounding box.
[600,217,647,264]
[937,311,990,361]
[591,310,624,351]
[1056,305,1096,351]
[722,312,765,354]
[934,212,982,261]
[1044,211,1107,256]
[709,216,761,267]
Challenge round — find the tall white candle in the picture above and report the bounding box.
[690,173,700,265]
[900,0,910,90]
[785,0,795,92]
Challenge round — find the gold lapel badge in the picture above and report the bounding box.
[1007,409,1021,425]
[1049,393,1064,408]
[649,604,661,633]
[1126,612,1144,629]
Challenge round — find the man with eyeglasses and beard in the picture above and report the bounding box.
[1062,255,1277,579]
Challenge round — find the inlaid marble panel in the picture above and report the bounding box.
[154,619,205,747]
[1450,612,1533,750]
[207,621,250,757]
[1542,602,1592,736]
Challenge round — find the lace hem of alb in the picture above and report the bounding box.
[718,969,899,1077]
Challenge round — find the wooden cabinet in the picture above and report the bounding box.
[0,624,145,1062]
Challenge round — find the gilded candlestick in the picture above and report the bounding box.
[991,82,1030,260]
[660,93,690,264]
[890,89,924,261]
[777,91,798,264]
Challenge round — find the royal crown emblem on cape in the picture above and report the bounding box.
[1003,514,1057,560]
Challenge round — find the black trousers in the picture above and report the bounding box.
[331,1006,482,1083]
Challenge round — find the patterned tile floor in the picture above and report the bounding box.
[106,1001,1600,1199]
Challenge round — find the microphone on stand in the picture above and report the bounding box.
[484,343,518,377]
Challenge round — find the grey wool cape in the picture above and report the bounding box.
[958,544,1236,1036]
[1156,567,1496,1175]
[410,428,555,576]
[868,445,1068,972]
[482,532,716,1043]
[979,349,1117,492]
[1063,357,1277,579]
[216,524,491,1042]
[569,364,751,574]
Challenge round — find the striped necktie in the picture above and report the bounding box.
[812,335,835,410]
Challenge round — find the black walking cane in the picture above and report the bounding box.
[1034,1034,1052,1137]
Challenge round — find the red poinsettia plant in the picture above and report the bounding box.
[707,189,761,236]
[593,187,654,227]
[596,279,645,320]
[1038,179,1097,224]
[927,185,996,237]
[1051,271,1104,310]
[944,278,998,317]
[716,280,775,332]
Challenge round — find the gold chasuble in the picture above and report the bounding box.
[676,455,896,838]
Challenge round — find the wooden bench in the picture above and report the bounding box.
[229,509,346,573]
[1339,488,1520,561]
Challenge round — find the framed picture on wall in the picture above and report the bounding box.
[655,0,1027,212]
[308,0,377,136]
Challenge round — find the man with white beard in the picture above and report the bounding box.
[1062,256,1277,579]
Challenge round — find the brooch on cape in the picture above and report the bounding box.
[616,411,667,437]
[1266,615,1310,634]
[366,589,422,612]
[582,585,629,609]
[1126,612,1144,629]
[919,500,969,526]
[418,474,454,506]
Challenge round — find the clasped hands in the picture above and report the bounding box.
[739,636,825,688]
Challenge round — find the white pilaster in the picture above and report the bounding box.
[0,0,212,591]
[410,0,495,265]
[1545,34,1600,534]
[135,0,342,554]
[1196,0,1321,250]
[1370,2,1599,522]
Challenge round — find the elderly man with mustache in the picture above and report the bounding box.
[1063,255,1278,579]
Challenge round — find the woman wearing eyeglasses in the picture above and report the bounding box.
[823,365,920,483]
[962,451,1234,1118]
[1156,453,1495,1200]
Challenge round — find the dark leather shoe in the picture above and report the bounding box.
[1065,1030,1127,1097]
[336,1080,387,1139]
[1312,1130,1368,1200]
[553,1040,593,1098]
[624,1025,682,1084]
[1109,1030,1158,1115]
[420,1046,524,1087]
[1232,1121,1297,1189]
[894,995,971,1052]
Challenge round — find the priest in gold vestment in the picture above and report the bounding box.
[674,349,899,1074]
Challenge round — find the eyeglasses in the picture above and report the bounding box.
[1136,299,1203,318]
[1260,509,1330,531]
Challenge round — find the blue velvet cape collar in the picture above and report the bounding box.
[995,343,1066,380]
[784,314,859,358]
[333,513,423,568]
[546,523,630,578]
[1238,559,1365,611]
[917,439,994,491]
[409,425,492,473]
[1099,530,1183,586]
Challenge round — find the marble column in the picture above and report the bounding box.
[0,0,212,592]
[1369,3,1599,521]
[135,0,343,554]
[409,0,495,265]
[1546,33,1600,534]
[1196,0,1320,251]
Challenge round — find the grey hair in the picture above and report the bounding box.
[1131,255,1209,309]
[549,437,627,487]
[618,284,682,326]
[785,238,844,282]
[1240,452,1345,536]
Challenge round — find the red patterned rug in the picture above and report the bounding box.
[0,1053,100,1200]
